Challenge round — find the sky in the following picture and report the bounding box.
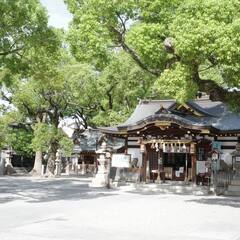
[40,0,72,29]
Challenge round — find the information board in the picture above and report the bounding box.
[111,154,131,168]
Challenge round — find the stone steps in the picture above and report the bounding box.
[225,191,240,196]
[117,182,211,195]
[12,167,29,176]
[231,179,240,185]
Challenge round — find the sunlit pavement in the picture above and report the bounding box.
[0,176,240,240]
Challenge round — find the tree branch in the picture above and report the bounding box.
[108,25,161,76]
[191,64,240,103]
[0,46,24,56]
[115,12,127,35]
[0,90,12,103]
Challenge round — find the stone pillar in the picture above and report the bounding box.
[65,159,70,175]
[91,142,108,187]
[41,165,45,176]
[146,159,150,183]
[72,155,78,174]
[54,149,62,176]
[81,161,86,175]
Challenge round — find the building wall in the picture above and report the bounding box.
[217,136,239,165]
[127,137,142,167]
[127,148,142,167]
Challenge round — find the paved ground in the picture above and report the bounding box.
[0,176,240,240]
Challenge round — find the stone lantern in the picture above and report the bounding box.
[5,148,15,175]
[91,141,111,187]
[54,149,62,176]
[5,149,12,166]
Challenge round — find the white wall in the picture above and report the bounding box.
[127,148,142,167]
[217,136,238,166]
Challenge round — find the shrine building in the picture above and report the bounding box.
[99,94,240,184]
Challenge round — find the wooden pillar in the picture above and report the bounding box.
[191,154,197,184]
[146,149,150,183]
[142,146,148,182]
[184,152,188,182]
[125,136,128,154]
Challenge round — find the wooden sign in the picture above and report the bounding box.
[111,154,131,168]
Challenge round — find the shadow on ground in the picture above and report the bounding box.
[0,176,117,204]
[186,197,240,208]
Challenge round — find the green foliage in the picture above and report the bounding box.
[31,123,73,157]
[0,111,33,157]
[31,123,53,152]
[7,128,34,157]
[89,52,156,126]
[154,63,198,103]
[126,23,167,69]
[66,0,138,68]
[66,0,240,108]
[59,133,74,157]
[59,52,155,127]
[0,0,61,76]
[91,109,131,127]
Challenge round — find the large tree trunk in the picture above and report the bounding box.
[47,139,59,176]
[31,151,43,176]
[46,109,60,176]
[31,113,47,176]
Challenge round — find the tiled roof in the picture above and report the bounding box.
[99,98,240,133]
[119,100,176,127]
[73,129,125,153]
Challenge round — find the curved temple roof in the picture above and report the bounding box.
[99,97,240,135]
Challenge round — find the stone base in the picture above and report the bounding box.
[5,164,16,175]
[90,173,108,187]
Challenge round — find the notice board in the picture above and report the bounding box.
[111,154,131,168]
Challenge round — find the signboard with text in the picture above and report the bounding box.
[111,154,131,168]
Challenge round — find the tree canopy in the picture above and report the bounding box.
[66,0,240,110]
[0,0,61,85]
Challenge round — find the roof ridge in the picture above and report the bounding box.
[139,99,176,104]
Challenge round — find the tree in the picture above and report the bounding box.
[0,0,59,74]
[10,54,98,175]
[89,52,156,126]
[66,0,240,110]
[63,52,156,127]
[0,1,72,175]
